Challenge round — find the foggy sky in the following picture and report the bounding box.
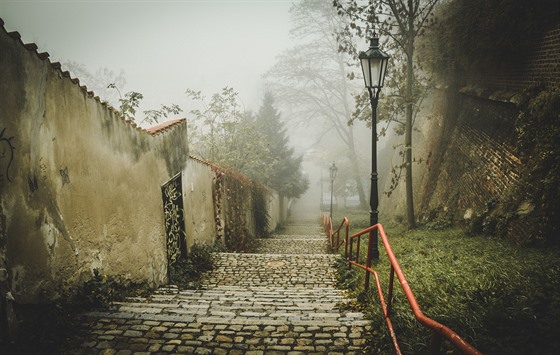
[0,0,295,121]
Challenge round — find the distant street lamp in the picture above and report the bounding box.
[329,162,338,219]
[359,35,390,288]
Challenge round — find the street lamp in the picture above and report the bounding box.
[359,35,390,288]
[329,162,338,219]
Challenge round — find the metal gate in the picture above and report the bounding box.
[162,173,187,269]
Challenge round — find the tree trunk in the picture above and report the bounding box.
[336,51,368,209]
[343,126,368,209]
[349,145,368,209]
[405,26,416,229]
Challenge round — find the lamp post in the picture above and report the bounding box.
[329,162,338,219]
[359,35,390,289]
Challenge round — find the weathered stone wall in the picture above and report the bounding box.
[0,23,188,303]
[416,91,521,221]
[185,158,286,249]
[182,157,217,249]
[380,18,559,234]
[464,22,560,95]
[0,17,296,311]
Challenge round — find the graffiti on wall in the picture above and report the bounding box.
[59,166,70,186]
[162,173,187,268]
[0,128,15,183]
[28,175,38,193]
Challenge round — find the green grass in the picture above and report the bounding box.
[332,209,560,354]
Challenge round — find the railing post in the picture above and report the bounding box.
[344,221,349,259]
[335,227,339,250]
[387,266,395,316]
[364,229,375,290]
[356,235,361,266]
[349,238,353,262]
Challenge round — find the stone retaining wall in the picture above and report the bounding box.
[0,21,187,303]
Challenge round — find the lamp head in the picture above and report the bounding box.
[359,36,390,92]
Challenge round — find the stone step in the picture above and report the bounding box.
[67,221,372,354]
[77,314,370,353]
[254,238,328,254]
[154,285,347,299]
[276,228,323,236]
[92,302,365,324]
[261,234,324,239]
[203,253,339,288]
[109,286,352,320]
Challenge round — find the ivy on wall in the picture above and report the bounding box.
[466,86,560,245]
[505,86,560,245]
[252,183,270,238]
[222,173,251,252]
[211,165,271,252]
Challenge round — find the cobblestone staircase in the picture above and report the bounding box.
[72,220,370,354]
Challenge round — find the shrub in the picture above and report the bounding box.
[169,242,221,289]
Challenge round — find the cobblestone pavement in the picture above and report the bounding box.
[68,220,371,354]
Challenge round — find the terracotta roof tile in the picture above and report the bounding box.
[189,155,215,168]
[188,155,257,187]
[146,119,186,136]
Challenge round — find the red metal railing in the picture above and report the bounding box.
[323,215,482,355]
[322,214,349,253]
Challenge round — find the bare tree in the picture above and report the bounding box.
[265,0,369,208]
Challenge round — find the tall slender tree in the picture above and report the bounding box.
[255,92,309,199]
[265,0,369,208]
[334,0,439,228]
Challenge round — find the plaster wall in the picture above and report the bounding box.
[182,158,217,249]
[268,190,282,231]
[0,26,187,303]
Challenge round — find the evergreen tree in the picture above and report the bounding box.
[255,93,309,199]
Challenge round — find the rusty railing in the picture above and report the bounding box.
[323,216,482,355]
[322,214,349,253]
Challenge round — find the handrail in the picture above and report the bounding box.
[320,213,332,240]
[321,214,349,253]
[323,217,482,355]
[331,216,349,252]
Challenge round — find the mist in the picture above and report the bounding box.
[0,0,379,215]
[0,0,293,114]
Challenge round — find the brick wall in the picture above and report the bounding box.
[419,94,522,219]
[416,16,560,230]
[465,22,560,93]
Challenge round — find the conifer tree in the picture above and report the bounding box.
[256,93,309,199]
